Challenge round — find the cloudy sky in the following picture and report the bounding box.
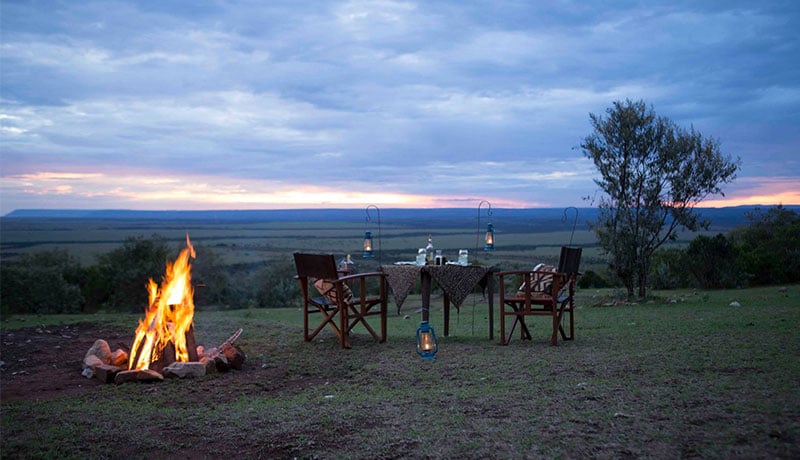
[1,0,798,215]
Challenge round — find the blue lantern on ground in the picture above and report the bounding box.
[416,320,438,360]
[362,231,374,258]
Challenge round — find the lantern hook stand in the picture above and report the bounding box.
[473,200,494,335]
[364,204,382,265]
[476,200,493,255]
[562,206,578,246]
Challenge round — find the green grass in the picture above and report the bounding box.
[2,286,799,458]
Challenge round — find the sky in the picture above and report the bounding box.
[1,0,799,215]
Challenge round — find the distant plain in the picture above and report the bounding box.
[0,207,760,274]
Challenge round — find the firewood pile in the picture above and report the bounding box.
[82,328,246,384]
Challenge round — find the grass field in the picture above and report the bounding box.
[1,285,798,458]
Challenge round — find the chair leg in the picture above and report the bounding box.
[304,306,310,342]
[567,299,575,340]
[380,298,387,343]
[518,316,531,340]
[500,304,508,345]
[501,303,534,345]
[557,298,574,341]
[339,303,350,349]
[506,316,518,344]
[307,309,342,342]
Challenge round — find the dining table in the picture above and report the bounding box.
[379,263,496,339]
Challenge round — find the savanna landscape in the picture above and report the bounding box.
[1,207,799,459]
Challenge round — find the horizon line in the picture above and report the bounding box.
[5,203,798,218]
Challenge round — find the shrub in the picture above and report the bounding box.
[577,269,609,289]
[730,205,800,285]
[256,258,301,308]
[191,244,232,308]
[0,249,85,314]
[686,233,741,288]
[93,235,171,311]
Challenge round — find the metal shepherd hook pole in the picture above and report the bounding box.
[563,206,578,246]
[476,200,492,254]
[365,204,382,265]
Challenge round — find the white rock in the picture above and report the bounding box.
[81,366,94,379]
[83,354,104,369]
[162,362,207,379]
[85,339,112,364]
[729,301,741,307]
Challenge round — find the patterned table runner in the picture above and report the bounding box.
[428,265,492,309]
[379,265,421,312]
[380,264,492,313]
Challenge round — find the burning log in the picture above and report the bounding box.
[127,235,199,372]
[128,325,198,373]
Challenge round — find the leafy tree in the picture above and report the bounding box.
[256,258,300,308]
[582,99,740,299]
[686,233,741,288]
[0,249,84,314]
[730,205,800,285]
[576,269,610,289]
[649,247,691,290]
[94,235,172,311]
[191,244,232,308]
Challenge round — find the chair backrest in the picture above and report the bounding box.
[557,246,582,276]
[293,253,339,280]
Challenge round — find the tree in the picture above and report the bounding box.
[729,205,800,285]
[256,258,300,308]
[191,244,232,308]
[0,249,84,314]
[685,234,740,288]
[582,99,740,299]
[94,235,172,311]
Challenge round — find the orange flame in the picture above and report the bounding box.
[128,234,196,370]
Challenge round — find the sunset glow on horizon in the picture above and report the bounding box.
[2,168,797,213]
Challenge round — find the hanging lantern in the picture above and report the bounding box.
[484,223,495,251]
[477,200,495,255]
[416,320,438,360]
[362,231,374,258]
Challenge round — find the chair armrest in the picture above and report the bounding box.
[495,269,530,277]
[337,271,386,283]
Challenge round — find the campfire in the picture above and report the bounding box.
[82,235,245,384]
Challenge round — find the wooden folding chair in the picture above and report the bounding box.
[293,252,388,348]
[498,246,582,346]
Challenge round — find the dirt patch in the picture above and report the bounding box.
[0,322,306,404]
[0,322,117,402]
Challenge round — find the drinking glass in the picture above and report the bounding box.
[458,249,469,266]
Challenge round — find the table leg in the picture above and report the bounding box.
[421,270,431,323]
[443,293,450,336]
[487,273,494,340]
